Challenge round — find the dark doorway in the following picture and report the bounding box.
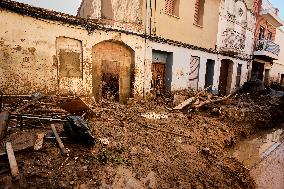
[152,50,173,95]
[281,74,284,85]
[235,64,242,89]
[251,62,265,81]
[101,60,120,101]
[92,41,134,104]
[204,59,215,91]
[218,59,233,95]
[264,69,270,85]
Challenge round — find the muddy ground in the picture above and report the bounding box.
[0,91,283,189]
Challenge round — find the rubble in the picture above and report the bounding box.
[0,89,283,188]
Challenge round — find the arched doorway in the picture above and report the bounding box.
[218,59,234,95]
[92,41,134,103]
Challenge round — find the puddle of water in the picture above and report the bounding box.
[230,128,284,168]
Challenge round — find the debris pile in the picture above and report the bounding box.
[0,88,283,188]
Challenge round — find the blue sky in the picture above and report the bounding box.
[13,0,284,21]
[15,0,82,15]
[270,0,284,21]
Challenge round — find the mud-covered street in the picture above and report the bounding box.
[0,89,283,189]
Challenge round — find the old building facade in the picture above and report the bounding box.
[0,0,268,103]
[251,0,283,85]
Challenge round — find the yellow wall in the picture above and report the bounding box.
[149,0,221,49]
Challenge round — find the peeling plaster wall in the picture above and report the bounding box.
[216,0,256,59]
[78,0,143,24]
[0,9,146,96]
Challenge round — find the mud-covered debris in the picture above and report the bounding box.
[58,97,94,117]
[141,112,168,120]
[34,133,45,151]
[201,147,211,155]
[64,116,95,145]
[98,138,110,146]
[211,108,221,116]
[51,124,68,155]
[0,132,35,156]
[13,92,44,113]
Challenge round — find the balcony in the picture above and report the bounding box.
[254,39,280,60]
[219,29,246,55]
[260,0,283,27]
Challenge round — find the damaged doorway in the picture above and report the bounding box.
[204,59,215,92]
[151,50,173,95]
[92,41,134,103]
[218,59,233,95]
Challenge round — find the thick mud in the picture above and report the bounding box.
[0,92,283,188]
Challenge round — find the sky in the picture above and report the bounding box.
[15,0,82,15]
[13,0,284,20]
[270,0,284,21]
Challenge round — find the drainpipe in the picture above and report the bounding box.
[143,0,151,98]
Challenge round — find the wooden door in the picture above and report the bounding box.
[151,63,166,95]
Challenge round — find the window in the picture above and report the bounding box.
[165,0,179,17]
[194,0,205,26]
[258,26,265,40]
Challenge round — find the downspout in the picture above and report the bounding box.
[143,0,151,98]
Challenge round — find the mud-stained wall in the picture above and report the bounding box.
[146,41,249,94]
[78,0,143,24]
[56,37,83,94]
[0,9,146,96]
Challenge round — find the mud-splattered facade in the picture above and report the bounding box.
[0,0,146,101]
[215,0,257,94]
[251,0,283,85]
[0,0,263,101]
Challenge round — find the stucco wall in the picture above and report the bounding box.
[270,29,284,82]
[149,0,220,49]
[78,0,143,24]
[216,0,256,59]
[0,9,146,96]
[147,41,249,94]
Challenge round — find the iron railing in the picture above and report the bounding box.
[255,39,280,56]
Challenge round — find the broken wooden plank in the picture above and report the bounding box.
[13,92,44,113]
[6,142,20,179]
[51,124,67,155]
[173,85,212,110]
[0,111,9,140]
[173,97,196,110]
[58,97,93,116]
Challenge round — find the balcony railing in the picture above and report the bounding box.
[219,29,245,54]
[254,39,280,59]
